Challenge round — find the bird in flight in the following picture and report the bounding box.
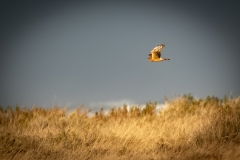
[148,44,170,62]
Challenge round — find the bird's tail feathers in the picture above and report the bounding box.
[161,57,170,61]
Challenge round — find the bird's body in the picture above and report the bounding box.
[148,44,170,62]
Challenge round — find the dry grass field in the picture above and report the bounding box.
[1,94,240,160]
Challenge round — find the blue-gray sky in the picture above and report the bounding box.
[1,1,240,110]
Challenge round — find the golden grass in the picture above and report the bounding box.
[1,94,240,160]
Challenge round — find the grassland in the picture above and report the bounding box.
[0,94,240,160]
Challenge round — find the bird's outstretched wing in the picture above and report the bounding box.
[153,44,165,57]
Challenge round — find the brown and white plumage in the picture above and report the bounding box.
[148,44,170,62]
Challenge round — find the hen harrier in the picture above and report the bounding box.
[148,44,170,62]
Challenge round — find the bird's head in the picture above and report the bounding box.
[148,54,152,61]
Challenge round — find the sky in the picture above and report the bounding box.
[1,0,240,111]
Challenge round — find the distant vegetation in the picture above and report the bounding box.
[0,94,240,160]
